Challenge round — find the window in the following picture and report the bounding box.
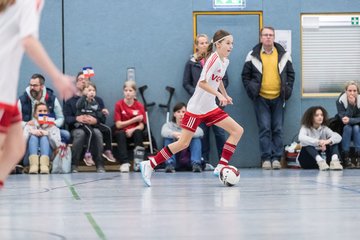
[301,14,360,97]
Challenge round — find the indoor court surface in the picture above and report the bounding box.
[1,169,359,240]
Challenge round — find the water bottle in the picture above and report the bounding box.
[127,67,136,81]
[133,146,145,172]
[321,151,326,160]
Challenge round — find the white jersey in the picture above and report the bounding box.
[0,0,42,109]
[187,51,229,115]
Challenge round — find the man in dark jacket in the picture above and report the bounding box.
[241,26,295,170]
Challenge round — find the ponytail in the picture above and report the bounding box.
[205,42,214,60]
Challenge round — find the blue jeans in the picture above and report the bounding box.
[28,135,51,156]
[20,129,66,166]
[254,96,284,161]
[27,135,51,158]
[164,137,202,167]
[199,122,226,163]
[342,124,360,152]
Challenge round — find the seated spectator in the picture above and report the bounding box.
[18,73,70,144]
[161,102,203,173]
[63,72,107,173]
[75,82,115,166]
[336,80,360,168]
[23,102,62,174]
[298,106,343,171]
[113,80,146,173]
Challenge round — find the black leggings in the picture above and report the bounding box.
[298,144,340,169]
[114,129,144,164]
[80,123,113,152]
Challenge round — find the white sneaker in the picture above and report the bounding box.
[272,160,281,170]
[330,159,343,171]
[119,163,130,173]
[140,160,153,187]
[213,164,225,177]
[317,160,330,171]
[204,163,215,171]
[262,160,272,170]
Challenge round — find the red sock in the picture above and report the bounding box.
[0,180,3,189]
[149,146,173,168]
[219,142,236,165]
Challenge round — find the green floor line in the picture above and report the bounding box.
[64,178,81,200]
[85,212,107,240]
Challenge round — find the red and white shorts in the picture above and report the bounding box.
[181,108,229,133]
[0,104,22,133]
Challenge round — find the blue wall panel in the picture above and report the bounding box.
[18,0,63,92]
[63,0,193,154]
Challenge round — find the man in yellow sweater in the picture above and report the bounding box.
[242,27,295,170]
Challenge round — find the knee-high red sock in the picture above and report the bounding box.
[149,146,173,168]
[219,142,237,165]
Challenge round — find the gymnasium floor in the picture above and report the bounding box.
[1,169,359,240]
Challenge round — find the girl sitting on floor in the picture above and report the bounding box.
[298,106,343,171]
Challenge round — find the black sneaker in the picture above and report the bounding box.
[356,158,360,169]
[343,157,355,169]
[165,165,175,173]
[11,165,24,174]
[192,163,202,173]
[71,165,79,173]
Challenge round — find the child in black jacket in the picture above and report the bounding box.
[76,82,115,166]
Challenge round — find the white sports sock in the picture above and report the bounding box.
[331,154,339,161]
[316,155,324,162]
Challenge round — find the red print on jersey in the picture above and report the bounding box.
[132,110,139,116]
[211,74,223,82]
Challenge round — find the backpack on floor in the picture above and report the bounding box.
[52,144,72,174]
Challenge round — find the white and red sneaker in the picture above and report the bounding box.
[213,164,225,177]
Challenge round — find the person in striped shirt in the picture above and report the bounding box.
[139,29,244,187]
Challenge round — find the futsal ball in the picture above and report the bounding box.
[219,165,240,187]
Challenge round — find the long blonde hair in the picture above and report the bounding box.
[0,0,15,13]
[345,80,360,92]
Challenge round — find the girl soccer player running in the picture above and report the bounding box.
[0,0,73,187]
[140,29,244,186]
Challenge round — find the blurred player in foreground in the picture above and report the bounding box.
[0,0,74,187]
